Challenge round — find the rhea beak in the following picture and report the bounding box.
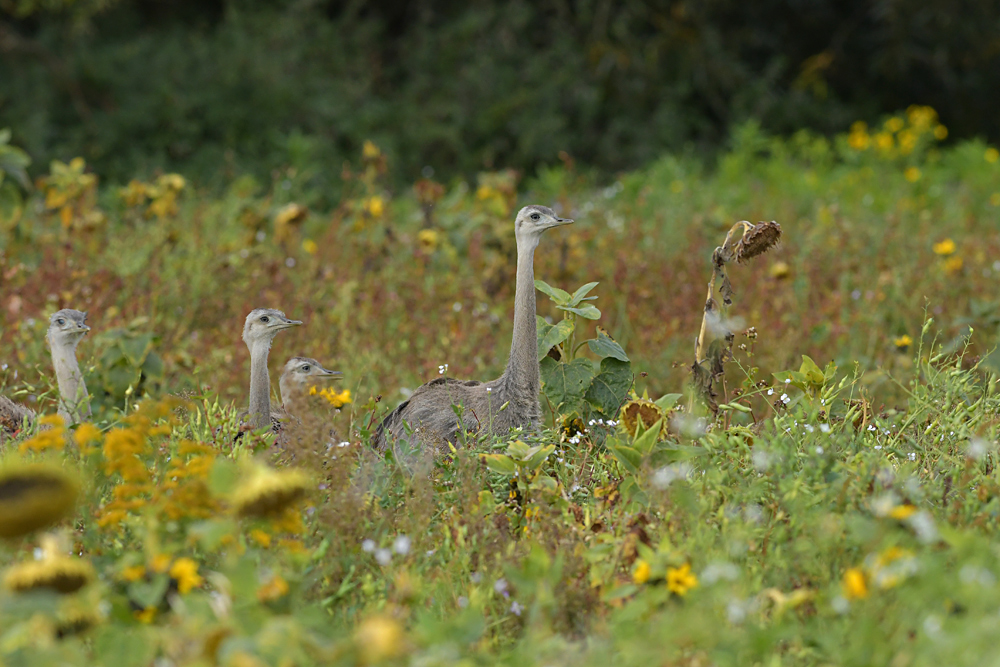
[320,368,343,380]
[551,217,574,227]
[277,318,303,330]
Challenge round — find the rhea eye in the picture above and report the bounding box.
[57,319,65,326]
[530,213,541,221]
[260,316,270,323]
[302,365,310,372]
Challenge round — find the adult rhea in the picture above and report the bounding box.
[375,205,572,451]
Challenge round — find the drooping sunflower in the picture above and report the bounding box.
[0,463,78,538]
[4,554,95,594]
[231,465,310,518]
[619,399,667,438]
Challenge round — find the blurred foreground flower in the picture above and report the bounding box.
[842,567,868,599]
[633,559,651,584]
[0,463,78,538]
[417,228,439,252]
[932,238,956,256]
[232,465,310,518]
[666,564,698,596]
[311,386,352,409]
[893,335,912,351]
[355,615,406,664]
[4,551,94,594]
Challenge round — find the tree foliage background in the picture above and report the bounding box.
[1,0,999,186]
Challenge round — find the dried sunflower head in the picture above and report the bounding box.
[232,466,310,518]
[735,221,782,263]
[4,554,95,594]
[620,399,667,437]
[0,463,79,539]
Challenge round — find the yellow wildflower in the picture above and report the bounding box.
[991,193,1000,207]
[944,256,963,275]
[893,335,912,350]
[885,117,904,133]
[302,238,318,255]
[20,415,67,453]
[159,174,186,191]
[985,148,999,164]
[769,261,790,279]
[275,202,307,228]
[319,387,352,409]
[362,140,381,159]
[633,559,651,584]
[889,504,917,520]
[842,567,868,599]
[73,422,101,451]
[355,615,406,664]
[121,564,146,582]
[932,238,956,256]
[365,196,385,218]
[120,180,148,206]
[249,529,272,548]
[847,122,870,150]
[277,538,307,555]
[476,185,497,201]
[417,228,440,252]
[904,167,921,182]
[150,553,172,573]
[933,125,948,140]
[257,574,289,603]
[169,557,203,594]
[874,132,893,151]
[135,607,157,624]
[898,130,917,155]
[666,563,698,596]
[0,463,79,538]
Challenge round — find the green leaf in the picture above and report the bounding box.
[141,351,165,379]
[525,444,555,470]
[127,573,169,610]
[537,317,574,358]
[607,442,642,475]
[0,182,22,226]
[568,282,599,306]
[482,454,517,475]
[506,440,531,460]
[534,279,571,305]
[207,458,240,495]
[540,357,596,415]
[587,329,629,361]
[799,355,825,386]
[654,393,683,410]
[632,418,663,455]
[584,358,632,415]
[120,334,155,368]
[558,303,602,320]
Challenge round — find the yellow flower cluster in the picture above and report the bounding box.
[19,414,68,454]
[847,106,947,160]
[631,559,698,596]
[155,439,219,522]
[310,385,352,408]
[892,335,912,350]
[119,173,186,219]
[41,157,105,231]
[843,546,917,600]
[417,228,440,252]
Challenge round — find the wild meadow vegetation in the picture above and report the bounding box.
[1,106,1000,665]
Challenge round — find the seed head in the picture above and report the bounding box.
[735,221,782,263]
[4,554,95,594]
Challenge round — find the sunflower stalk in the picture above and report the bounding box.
[692,220,781,411]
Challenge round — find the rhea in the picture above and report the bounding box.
[278,356,342,417]
[242,308,301,431]
[1,309,92,440]
[375,205,572,451]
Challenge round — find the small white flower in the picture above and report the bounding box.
[767,388,774,396]
[805,424,815,433]
[362,539,375,553]
[375,548,392,565]
[908,452,916,461]
[815,446,824,455]
[471,572,482,584]
[510,601,523,616]
[820,424,831,433]
[780,393,790,404]
[784,378,791,384]
[393,535,411,555]
[458,596,469,608]
[494,578,508,595]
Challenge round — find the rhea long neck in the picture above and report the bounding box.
[248,339,274,430]
[50,337,91,424]
[501,236,540,399]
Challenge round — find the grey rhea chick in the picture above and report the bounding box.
[48,309,93,424]
[0,396,35,441]
[277,356,344,442]
[278,356,342,417]
[374,205,572,452]
[242,308,302,431]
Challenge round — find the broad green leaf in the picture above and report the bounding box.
[607,443,641,474]
[537,317,574,358]
[207,458,239,495]
[525,444,555,470]
[534,279,571,305]
[0,182,22,226]
[482,454,517,475]
[540,357,596,415]
[558,303,602,320]
[587,329,629,361]
[531,474,559,492]
[506,440,531,459]
[632,418,663,455]
[120,334,155,367]
[654,393,683,410]
[141,351,165,379]
[568,281,599,306]
[127,574,169,610]
[799,354,825,386]
[584,358,632,415]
